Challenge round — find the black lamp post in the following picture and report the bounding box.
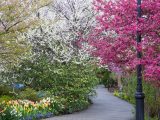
[135,0,145,120]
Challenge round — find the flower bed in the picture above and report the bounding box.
[0,95,92,120]
[0,97,64,120]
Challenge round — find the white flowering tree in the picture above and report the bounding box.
[0,0,51,69]
[25,0,97,64]
[0,0,99,95]
[0,0,52,85]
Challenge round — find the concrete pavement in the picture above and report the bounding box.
[45,85,135,120]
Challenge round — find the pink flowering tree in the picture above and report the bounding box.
[86,0,160,86]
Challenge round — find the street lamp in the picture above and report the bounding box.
[135,0,145,120]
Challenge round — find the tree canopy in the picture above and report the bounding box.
[0,0,51,68]
[86,0,160,86]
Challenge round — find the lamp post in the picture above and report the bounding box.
[135,0,145,120]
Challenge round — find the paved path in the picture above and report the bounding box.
[46,85,135,120]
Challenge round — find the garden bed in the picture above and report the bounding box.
[0,96,92,120]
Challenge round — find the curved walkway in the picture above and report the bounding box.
[46,85,135,120]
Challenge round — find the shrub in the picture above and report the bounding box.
[6,56,98,91]
[97,68,117,88]
[0,85,12,96]
[120,74,160,119]
[60,95,90,114]
[0,95,13,103]
[18,88,40,102]
[113,91,129,101]
[1,56,99,118]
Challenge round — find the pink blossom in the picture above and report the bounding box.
[86,0,160,87]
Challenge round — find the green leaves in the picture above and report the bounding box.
[121,74,160,119]
[1,54,99,115]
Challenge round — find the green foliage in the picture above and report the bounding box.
[18,88,40,102]
[7,56,98,92]
[60,95,90,114]
[0,107,18,120]
[113,91,129,101]
[0,95,13,103]
[121,75,137,104]
[67,99,89,113]
[2,56,99,116]
[49,97,65,115]
[97,68,116,88]
[119,74,160,119]
[37,91,51,98]
[48,62,98,99]
[145,115,159,120]
[0,85,12,96]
